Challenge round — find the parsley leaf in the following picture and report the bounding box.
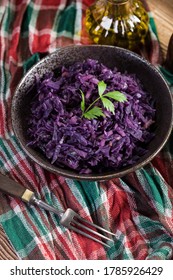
[98,81,107,96]
[80,90,85,112]
[80,80,127,120]
[101,97,115,114]
[83,106,105,120]
[104,91,127,102]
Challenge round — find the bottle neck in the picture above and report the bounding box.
[106,0,131,16]
[111,0,129,3]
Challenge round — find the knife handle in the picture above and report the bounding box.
[0,174,34,203]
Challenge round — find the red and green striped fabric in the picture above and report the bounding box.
[0,0,173,260]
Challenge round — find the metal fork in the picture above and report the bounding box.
[0,174,115,248]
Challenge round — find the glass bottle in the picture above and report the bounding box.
[85,0,149,52]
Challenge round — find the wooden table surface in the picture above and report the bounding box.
[148,0,173,59]
[0,0,173,260]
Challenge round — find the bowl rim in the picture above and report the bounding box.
[11,45,173,181]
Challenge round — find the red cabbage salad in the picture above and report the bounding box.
[27,59,156,174]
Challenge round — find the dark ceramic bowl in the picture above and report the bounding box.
[11,45,173,181]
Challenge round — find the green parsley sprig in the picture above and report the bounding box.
[80,81,127,120]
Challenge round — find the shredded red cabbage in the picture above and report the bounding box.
[27,59,155,174]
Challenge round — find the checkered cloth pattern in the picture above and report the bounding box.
[0,0,173,260]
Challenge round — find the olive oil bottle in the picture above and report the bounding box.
[85,0,149,52]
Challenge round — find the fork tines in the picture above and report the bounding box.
[62,211,115,248]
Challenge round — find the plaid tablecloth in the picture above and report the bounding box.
[0,0,173,260]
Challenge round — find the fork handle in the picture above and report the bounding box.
[0,173,34,203]
[0,173,63,215]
